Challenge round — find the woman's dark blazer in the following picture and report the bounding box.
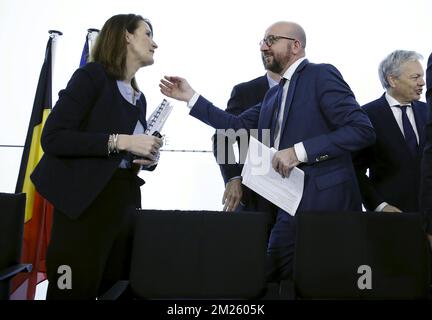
[31,62,147,219]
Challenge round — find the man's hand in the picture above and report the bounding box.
[222,179,243,212]
[272,147,301,178]
[159,76,195,102]
[427,234,432,250]
[382,204,403,213]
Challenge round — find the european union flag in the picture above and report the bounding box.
[79,28,99,67]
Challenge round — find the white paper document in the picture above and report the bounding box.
[241,137,305,216]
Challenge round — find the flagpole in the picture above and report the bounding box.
[48,30,62,71]
[80,28,99,67]
[87,28,99,57]
[48,30,62,107]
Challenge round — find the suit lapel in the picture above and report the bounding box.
[379,95,425,160]
[268,91,279,145]
[257,75,270,98]
[136,95,147,130]
[412,101,426,150]
[378,95,408,148]
[279,59,309,142]
[258,86,278,146]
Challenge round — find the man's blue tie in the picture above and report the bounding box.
[271,77,287,147]
[398,105,418,157]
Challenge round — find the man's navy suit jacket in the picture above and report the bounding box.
[420,52,432,233]
[212,75,275,212]
[191,59,376,214]
[354,94,428,212]
[426,52,432,106]
[213,74,269,183]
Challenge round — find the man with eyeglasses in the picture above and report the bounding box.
[354,51,427,217]
[160,21,375,282]
[212,64,279,214]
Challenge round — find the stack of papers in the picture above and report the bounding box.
[241,137,305,216]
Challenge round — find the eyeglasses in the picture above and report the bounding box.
[260,35,297,47]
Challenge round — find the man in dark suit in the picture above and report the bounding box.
[427,52,432,106]
[420,52,432,248]
[160,21,375,281]
[213,69,279,212]
[354,50,427,214]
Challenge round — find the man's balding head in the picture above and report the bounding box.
[267,21,306,49]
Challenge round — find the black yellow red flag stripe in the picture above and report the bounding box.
[12,31,61,300]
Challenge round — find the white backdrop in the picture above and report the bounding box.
[0,0,430,211]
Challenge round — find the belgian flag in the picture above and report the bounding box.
[12,31,61,300]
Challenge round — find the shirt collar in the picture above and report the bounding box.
[117,80,142,105]
[266,73,279,88]
[385,92,411,107]
[281,57,307,82]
